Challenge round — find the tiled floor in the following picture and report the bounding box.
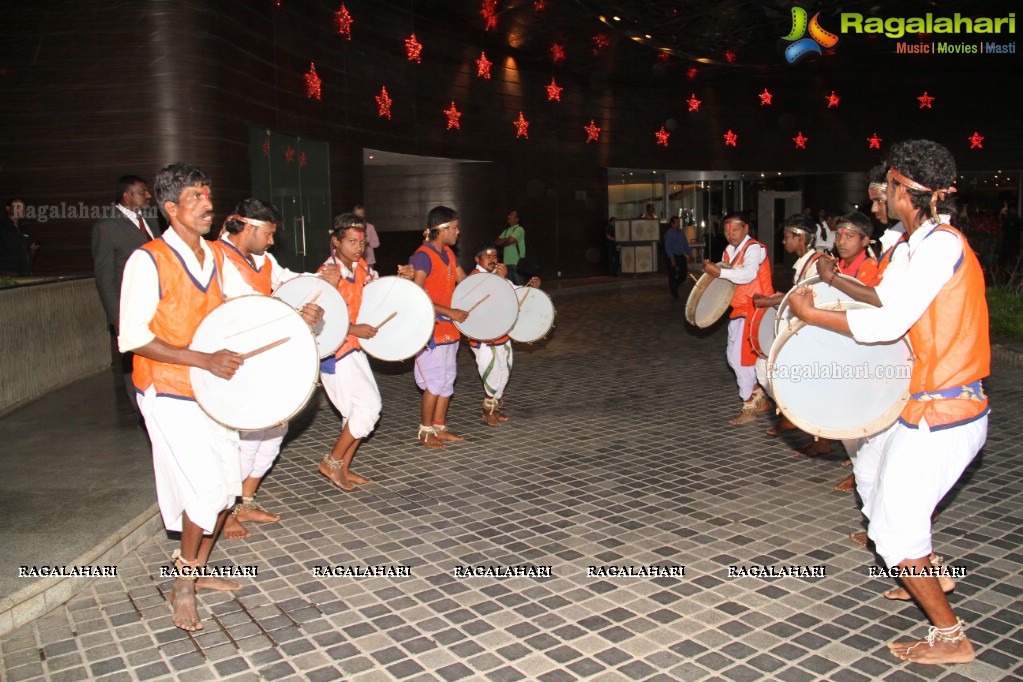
[2,284,1021,681]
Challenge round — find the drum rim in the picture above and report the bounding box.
[775,272,859,334]
[685,263,735,328]
[749,305,777,359]
[356,276,435,361]
[189,294,320,431]
[509,287,556,343]
[767,299,912,439]
[272,274,349,359]
[451,272,520,341]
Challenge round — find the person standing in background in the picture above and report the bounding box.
[351,204,380,267]
[496,209,526,285]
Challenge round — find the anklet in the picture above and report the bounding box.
[322,453,344,470]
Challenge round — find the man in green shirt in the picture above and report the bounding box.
[496,209,526,285]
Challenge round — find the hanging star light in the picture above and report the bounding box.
[584,119,601,143]
[481,0,497,31]
[826,90,840,108]
[405,33,423,63]
[375,86,392,119]
[534,0,546,10]
[868,132,882,149]
[655,126,670,147]
[334,3,353,39]
[304,63,322,100]
[968,131,984,149]
[724,50,737,63]
[476,51,492,79]
[261,137,270,157]
[793,131,808,149]
[723,130,738,147]
[592,33,609,55]
[444,101,461,130]
[285,146,296,163]
[918,91,935,108]
[686,94,701,112]
[550,42,566,63]
[513,112,530,139]
[758,88,773,106]
[545,78,563,102]
[686,67,698,80]
[299,152,308,168]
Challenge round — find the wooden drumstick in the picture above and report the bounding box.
[466,294,490,315]
[302,289,322,307]
[240,336,290,359]
[223,312,295,339]
[689,273,699,283]
[375,311,398,329]
[517,287,532,309]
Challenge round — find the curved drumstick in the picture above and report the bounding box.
[375,312,398,329]
[466,294,490,315]
[240,336,290,359]
[517,287,532,310]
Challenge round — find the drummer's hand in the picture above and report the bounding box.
[207,349,244,380]
[527,277,541,288]
[299,303,325,327]
[816,255,837,284]
[752,293,770,309]
[397,264,415,280]
[449,308,469,323]
[786,286,815,319]
[350,323,378,339]
[495,263,509,278]
[702,260,720,278]
[319,264,341,287]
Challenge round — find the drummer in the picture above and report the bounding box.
[409,206,470,447]
[702,212,775,425]
[467,243,541,425]
[787,139,988,665]
[213,199,341,539]
[118,163,323,632]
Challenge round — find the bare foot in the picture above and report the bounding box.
[729,411,757,425]
[834,474,855,492]
[434,429,464,442]
[235,506,280,524]
[319,460,356,490]
[795,439,832,457]
[888,633,975,664]
[849,531,869,547]
[169,580,203,631]
[884,576,955,601]
[222,514,252,540]
[347,471,371,485]
[753,399,773,414]
[483,410,503,426]
[196,576,243,592]
[766,415,797,436]
[497,411,509,421]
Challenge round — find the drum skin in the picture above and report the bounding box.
[776,274,856,335]
[356,277,435,361]
[451,272,519,341]
[509,287,555,343]
[685,264,735,328]
[189,295,319,431]
[273,275,349,359]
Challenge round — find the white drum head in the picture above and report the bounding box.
[356,277,435,361]
[685,264,735,328]
[451,272,519,341]
[768,300,913,439]
[509,287,556,343]
[273,275,349,359]
[776,274,857,334]
[190,295,319,431]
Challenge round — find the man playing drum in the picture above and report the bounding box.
[119,164,323,631]
[787,140,988,665]
[212,199,340,538]
[467,243,541,425]
[409,206,469,447]
[702,212,775,425]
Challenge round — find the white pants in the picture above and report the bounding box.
[138,387,241,534]
[860,416,987,568]
[239,424,288,480]
[321,351,381,439]
[471,341,513,400]
[727,318,757,401]
[754,357,772,400]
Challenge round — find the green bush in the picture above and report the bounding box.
[987,286,1023,341]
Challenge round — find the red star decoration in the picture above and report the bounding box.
[545,78,563,102]
[655,126,670,147]
[261,137,270,157]
[299,152,308,168]
[656,51,671,63]
[285,146,296,163]
[867,132,882,150]
[686,94,701,112]
[686,67,698,80]
[304,63,322,100]
[513,112,529,139]
[826,90,840,108]
[584,119,601,143]
[592,33,609,55]
[918,91,935,109]
[968,131,984,149]
[405,33,422,63]
[481,0,497,31]
[723,130,738,147]
[725,50,737,63]
[375,86,392,119]
[334,3,353,40]
[758,88,773,106]
[550,42,566,63]
[534,0,546,10]
[444,101,461,130]
[476,52,492,79]
[793,131,808,149]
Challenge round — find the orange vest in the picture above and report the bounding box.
[876,234,908,280]
[213,238,273,295]
[466,267,511,347]
[321,257,367,360]
[901,225,990,429]
[838,250,881,287]
[132,238,225,398]
[416,243,460,345]
[723,238,774,366]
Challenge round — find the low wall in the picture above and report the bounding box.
[0,278,110,413]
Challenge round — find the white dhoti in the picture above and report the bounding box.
[471,341,513,400]
[321,351,381,439]
[138,387,241,534]
[726,317,756,401]
[239,424,288,480]
[754,357,772,400]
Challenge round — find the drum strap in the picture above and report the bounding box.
[910,379,985,402]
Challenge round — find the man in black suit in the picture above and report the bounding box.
[92,175,160,418]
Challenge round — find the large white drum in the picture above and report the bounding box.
[356,276,435,361]
[776,274,857,334]
[509,287,556,343]
[450,272,519,341]
[190,295,320,431]
[767,300,913,439]
[749,306,777,359]
[272,275,349,359]
[685,264,735,328]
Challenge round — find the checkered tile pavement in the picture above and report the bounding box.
[2,284,1021,681]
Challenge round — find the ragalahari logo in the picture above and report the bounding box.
[782,6,839,63]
